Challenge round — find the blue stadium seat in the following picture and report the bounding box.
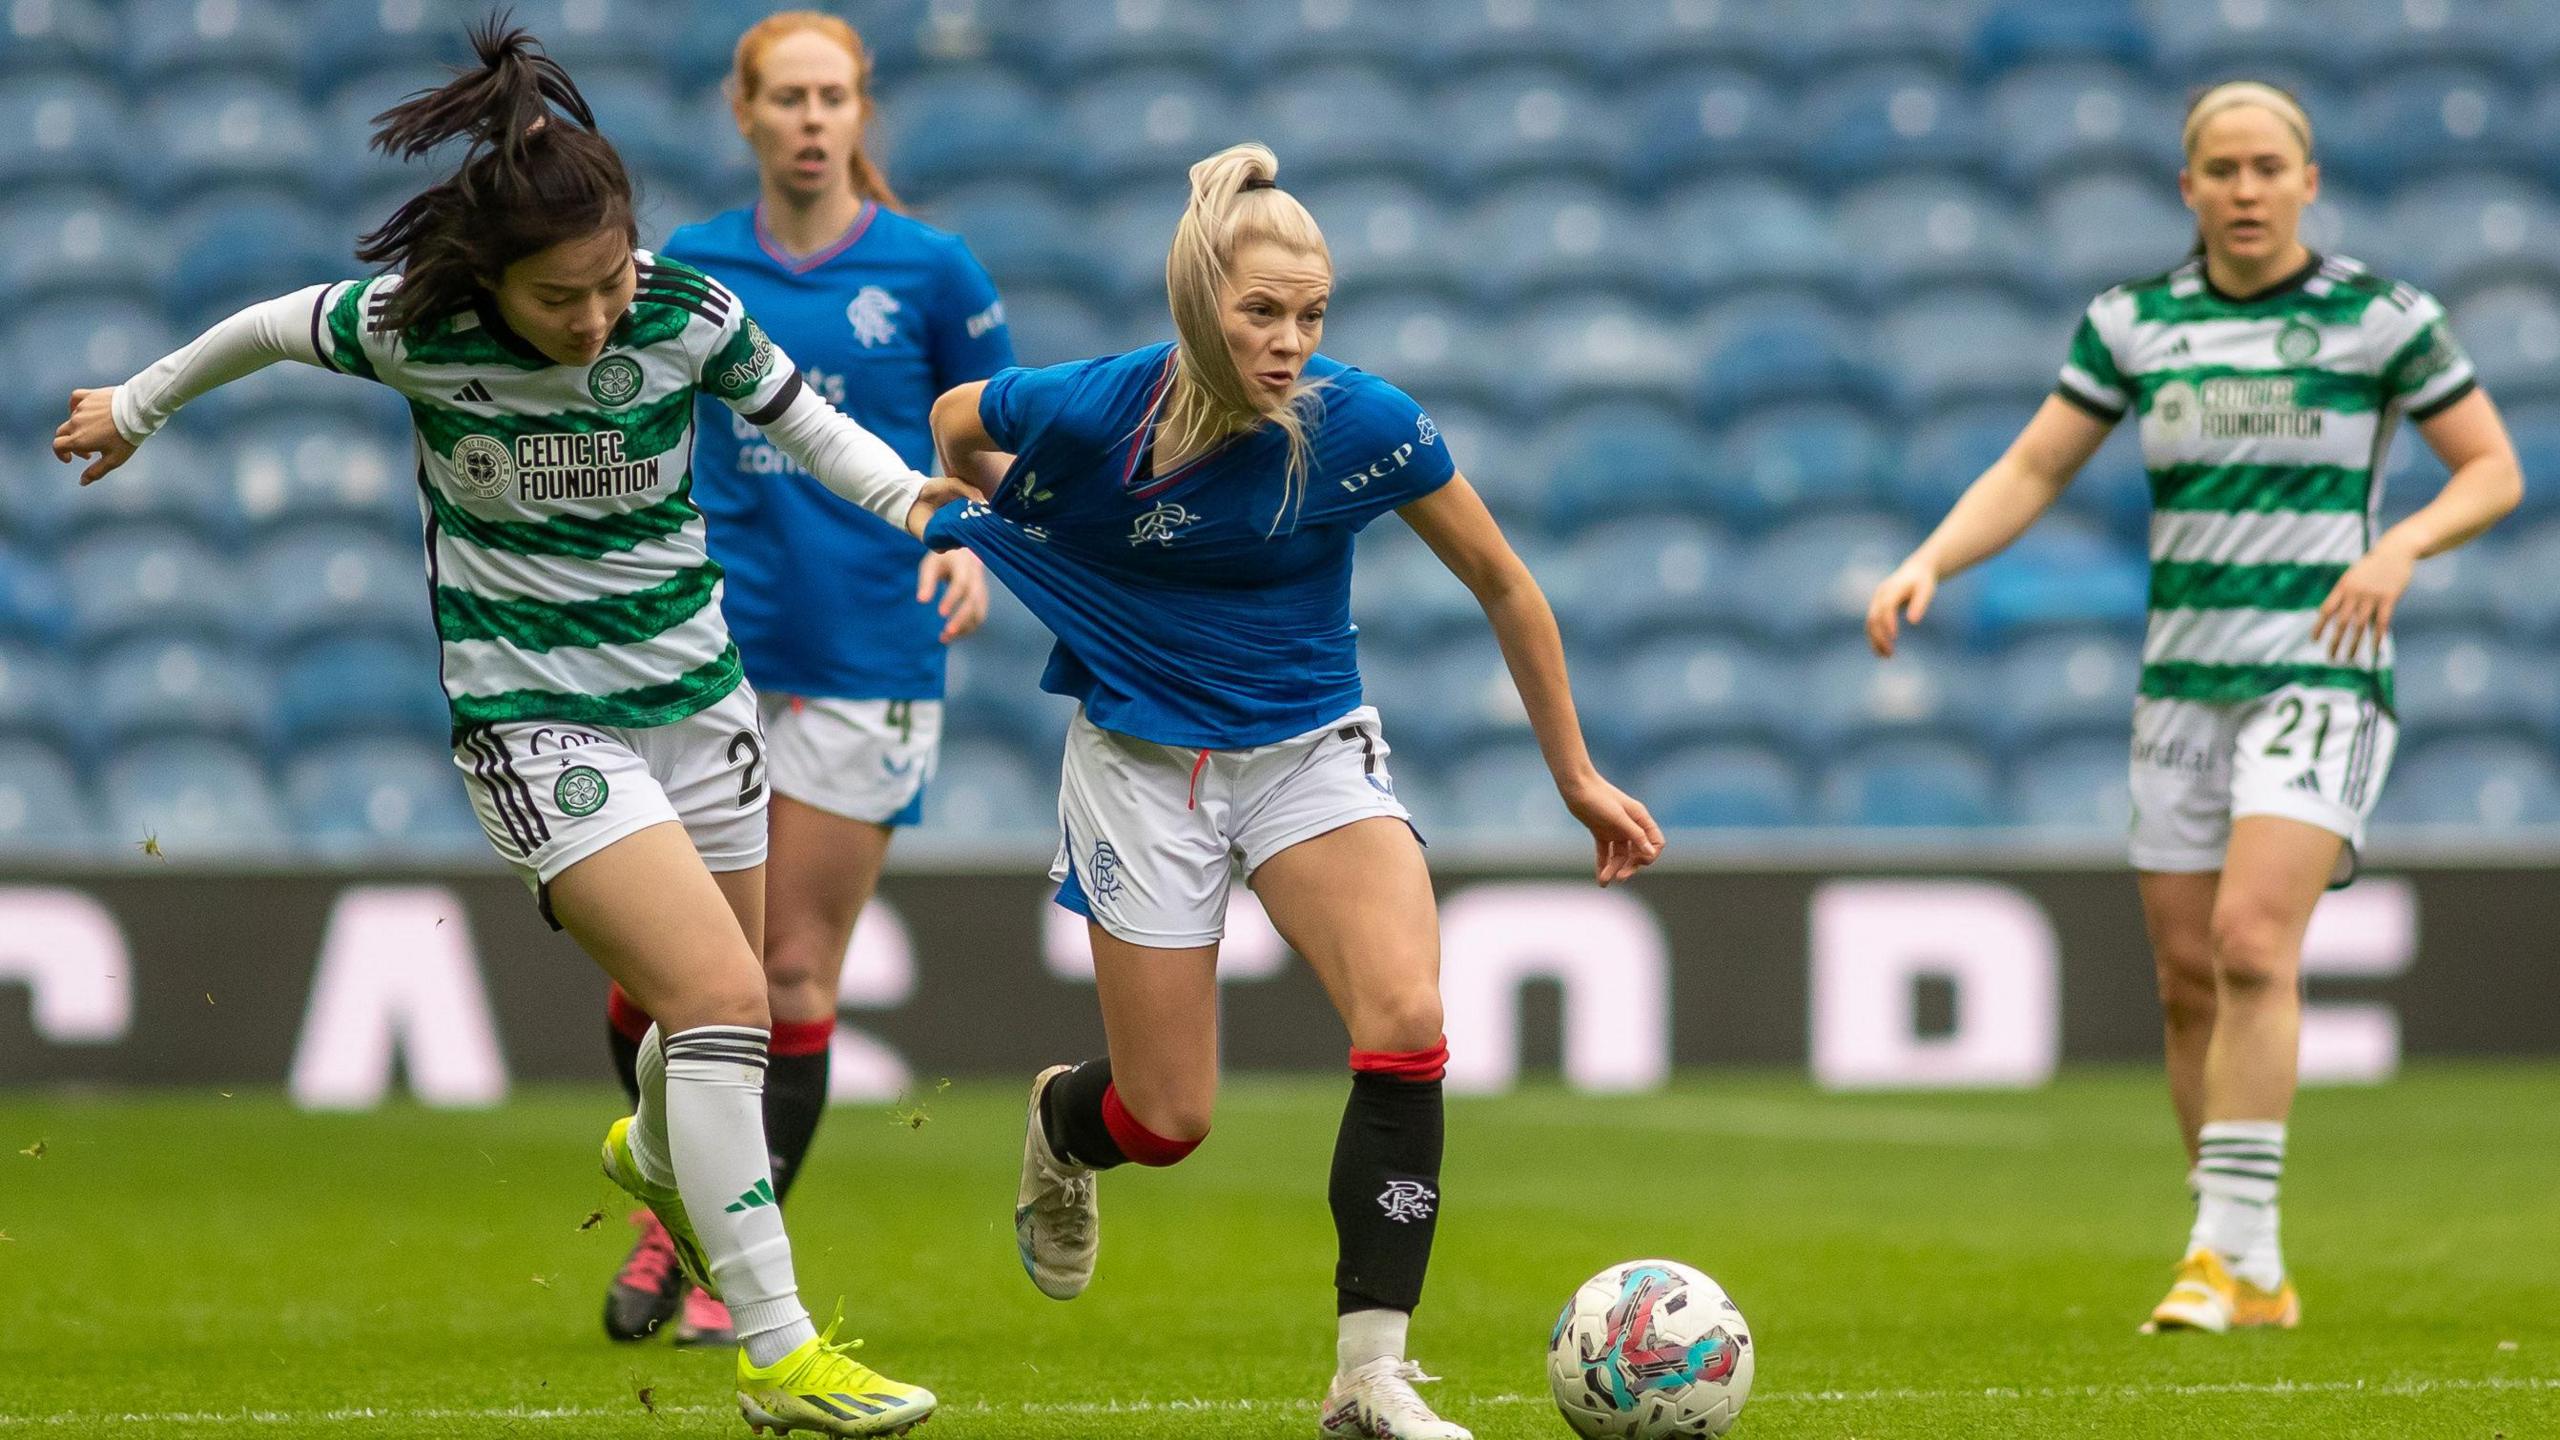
[0,738,95,854]
[502,0,675,73]
[1799,638,1985,753]
[125,0,303,83]
[303,0,471,94]
[2382,176,2560,299]
[1966,63,2170,190]
[1459,183,1657,305]
[876,65,1065,190]
[102,737,287,854]
[1247,67,1433,189]
[0,539,70,648]
[133,78,322,203]
[1062,67,1248,191]
[2005,736,2133,832]
[1444,739,1585,838]
[274,635,448,749]
[0,639,81,756]
[1223,0,1428,79]
[1715,402,1892,523]
[1798,65,1986,184]
[61,524,242,650]
[912,737,1057,840]
[2492,519,2560,637]
[2448,283,2560,403]
[995,287,1120,370]
[1505,295,1694,412]
[1945,516,2148,642]
[0,0,111,80]
[1693,293,1889,420]
[1079,185,1193,306]
[249,523,427,650]
[1638,744,1804,830]
[1835,175,2039,305]
[1624,66,1795,189]
[92,637,275,753]
[1551,518,1736,646]
[3,300,177,434]
[1655,176,1853,302]
[920,183,1099,294]
[1601,0,1786,77]
[1318,293,1503,409]
[1421,0,1611,78]
[221,414,416,533]
[283,737,485,857]
[1758,0,1986,75]
[1879,290,2066,414]
[2494,403,2560,523]
[2144,1,2341,86]
[1534,401,1717,530]
[1430,67,1627,191]
[0,200,167,309]
[1972,3,2151,75]
[2380,735,2560,827]
[567,68,691,195]
[2392,632,2558,742]
[52,431,246,550]
[2396,537,2507,631]
[2037,172,2195,304]
[2295,185,2396,278]
[0,76,119,194]
[1034,0,1225,79]
[1292,179,1459,299]
[1817,737,2001,829]
[1411,403,1534,527]
[1732,511,1918,642]
[659,83,756,199]
[1601,634,1791,757]
[2334,0,2517,84]
[166,198,344,331]
[1989,629,2142,752]
[2328,69,2530,191]
[941,627,1078,752]
[1892,403,2021,524]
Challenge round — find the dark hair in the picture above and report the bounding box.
[355,18,636,332]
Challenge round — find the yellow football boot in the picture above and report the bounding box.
[737,1311,937,1437]
[2144,1248,2301,1334]
[599,1116,716,1296]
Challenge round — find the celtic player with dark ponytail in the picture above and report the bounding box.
[52,20,959,1436]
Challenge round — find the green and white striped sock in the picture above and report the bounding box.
[2191,1120,2285,1290]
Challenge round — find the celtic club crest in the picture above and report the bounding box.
[451,433,513,499]
[587,355,644,408]
[554,765,609,818]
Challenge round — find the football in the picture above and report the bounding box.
[1548,1259,1755,1438]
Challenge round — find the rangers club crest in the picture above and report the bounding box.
[848,286,902,347]
[1377,1179,1437,1223]
[1129,501,1198,547]
[1087,840,1126,900]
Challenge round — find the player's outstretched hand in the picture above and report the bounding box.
[54,387,136,484]
[1562,773,1664,887]
[1865,558,1937,658]
[919,546,989,643]
[903,474,977,539]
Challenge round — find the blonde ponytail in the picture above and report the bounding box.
[1159,142,1333,531]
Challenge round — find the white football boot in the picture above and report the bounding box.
[1014,1064,1100,1300]
[1317,1359,1473,1440]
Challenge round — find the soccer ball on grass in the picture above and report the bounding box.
[1547,1258,1753,1438]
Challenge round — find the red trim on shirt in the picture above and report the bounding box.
[1122,355,1237,500]
[753,200,879,274]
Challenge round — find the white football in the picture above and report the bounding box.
[1547,1258,1754,1438]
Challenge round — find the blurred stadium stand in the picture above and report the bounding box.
[8,0,2558,855]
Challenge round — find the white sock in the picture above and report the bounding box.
[663,1025,816,1367]
[630,1024,675,1186]
[1337,1307,1410,1375]
[2190,1120,2285,1290]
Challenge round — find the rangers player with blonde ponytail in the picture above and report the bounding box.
[927,142,1661,1439]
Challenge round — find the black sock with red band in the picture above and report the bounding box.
[1331,1038,1448,1315]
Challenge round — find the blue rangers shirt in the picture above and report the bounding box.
[924,343,1458,749]
[663,201,1013,699]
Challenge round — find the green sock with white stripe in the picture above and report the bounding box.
[2191,1120,2286,1290]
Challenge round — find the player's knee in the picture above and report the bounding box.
[760,931,828,1009]
[1356,984,1444,1057]
[2208,908,2296,996]
[2150,940,2217,1027]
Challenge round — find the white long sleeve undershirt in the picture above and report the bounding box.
[747,378,926,530]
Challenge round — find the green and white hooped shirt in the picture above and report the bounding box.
[304,253,796,733]
[2056,253,2478,712]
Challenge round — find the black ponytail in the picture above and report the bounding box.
[355,16,635,332]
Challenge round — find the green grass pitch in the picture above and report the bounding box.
[2,1066,2554,1438]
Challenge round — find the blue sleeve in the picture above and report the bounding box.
[1310,378,1458,528]
[978,357,1093,454]
[927,238,1015,393]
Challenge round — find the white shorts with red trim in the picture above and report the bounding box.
[1051,705,1415,949]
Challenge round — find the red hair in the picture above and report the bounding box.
[732,11,902,211]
